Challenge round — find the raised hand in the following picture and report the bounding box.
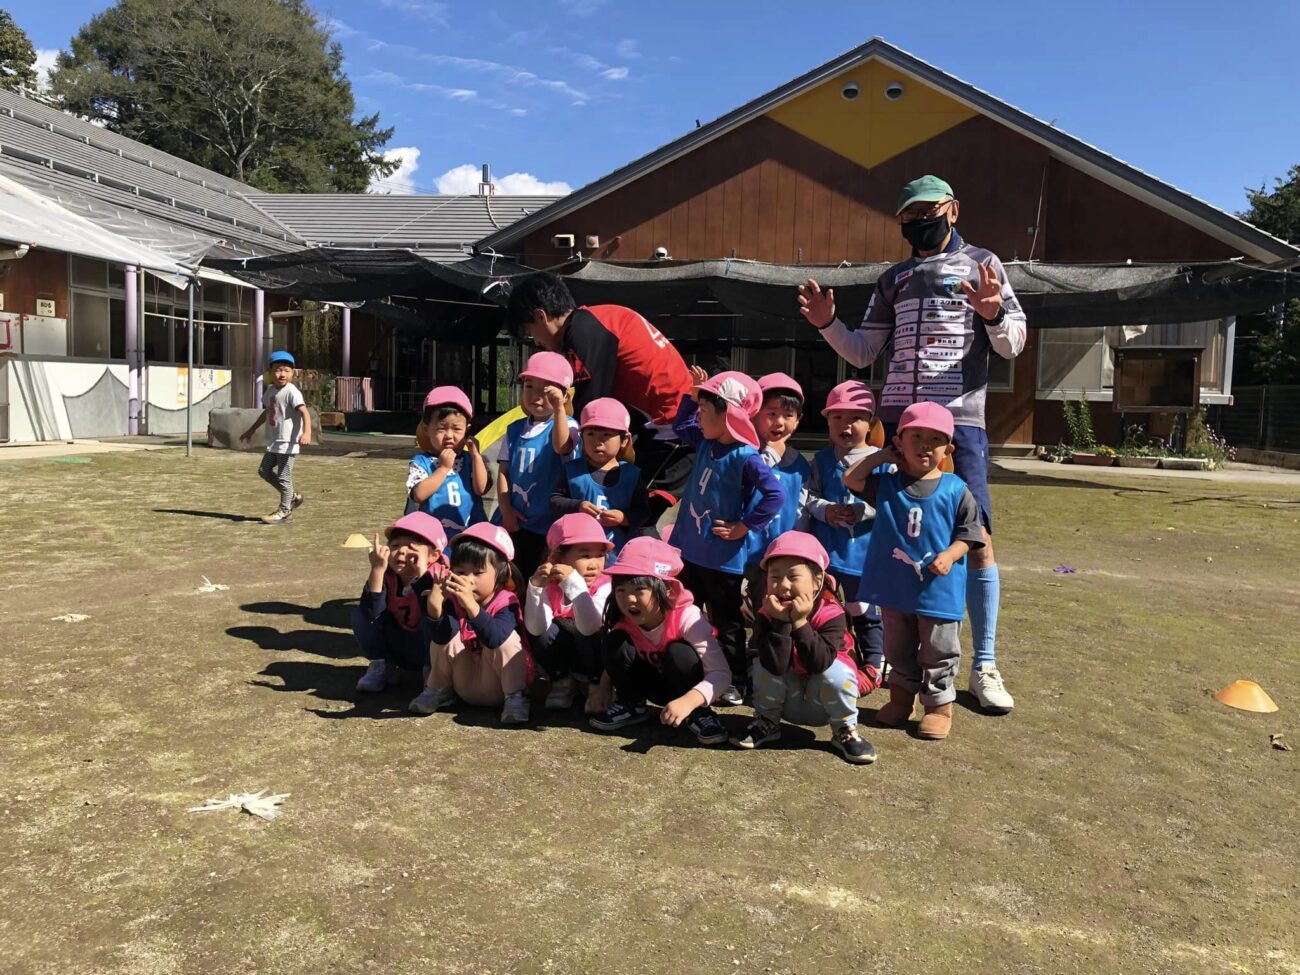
[688,364,708,401]
[530,560,553,588]
[543,386,568,417]
[787,591,816,626]
[797,278,836,328]
[368,533,390,571]
[961,262,1003,321]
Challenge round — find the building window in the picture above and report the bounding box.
[69,291,110,357]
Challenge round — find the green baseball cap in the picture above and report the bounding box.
[895,175,954,215]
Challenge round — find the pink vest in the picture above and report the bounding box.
[611,592,697,669]
[452,587,533,681]
[545,573,611,620]
[383,569,428,632]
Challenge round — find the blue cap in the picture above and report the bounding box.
[268,350,295,366]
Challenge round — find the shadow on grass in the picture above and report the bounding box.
[251,658,418,721]
[240,598,355,630]
[227,624,356,659]
[153,507,263,523]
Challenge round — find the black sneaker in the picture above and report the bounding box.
[718,682,746,707]
[686,706,728,745]
[730,715,782,749]
[589,701,648,732]
[291,492,305,510]
[832,725,878,765]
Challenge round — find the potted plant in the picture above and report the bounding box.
[1062,395,1114,466]
[1116,424,1161,469]
[1177,409,1235,471]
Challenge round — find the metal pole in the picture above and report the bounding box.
[186,280,195,457]
[253,289,265,406]
[341,306,351,376]
[124,265,138,435]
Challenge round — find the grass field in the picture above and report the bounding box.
[0,447,1296,974]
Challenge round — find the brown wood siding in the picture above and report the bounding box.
[2,249,68,319]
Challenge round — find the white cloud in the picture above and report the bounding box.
[601,67,628,80]
[616,39,640,59]
[34,49,60,91]
[370,146,421,194]
[551,47,628,83]
[434,164,571,196]
[363,69,479,103]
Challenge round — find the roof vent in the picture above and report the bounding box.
[478,163,494,197]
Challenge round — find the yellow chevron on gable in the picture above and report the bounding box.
[767,59,976,169]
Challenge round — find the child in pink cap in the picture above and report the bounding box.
[844,401,986,741]
[588,536,730,744]
[807,379,885,692]
[523,513,614,712]
[494,351,580,576]
[550,397,652,565]
[411,523,533,724]
[354,513,449,693]
[735,532,877,765]
[408,386,488,537]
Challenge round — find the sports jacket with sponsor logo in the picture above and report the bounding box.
[818,231,1026,428]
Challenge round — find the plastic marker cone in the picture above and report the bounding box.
[342,533,371,549]
[1213,680,1279,713]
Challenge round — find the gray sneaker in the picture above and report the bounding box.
[409,685,457,714]
[544,676,578,710]
[290,492,305,510]
[261,509,293,525]
[500,690,531,725]
[731,715,782,749]
[356,659,398,693]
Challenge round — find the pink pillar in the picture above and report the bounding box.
[253,289,265,406]
[124,266,139,434]
[341,306,352,376]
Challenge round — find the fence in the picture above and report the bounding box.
[1210,385,1300,453]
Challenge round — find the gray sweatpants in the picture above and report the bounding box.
[881,607,961,707]
[258,451,296,512]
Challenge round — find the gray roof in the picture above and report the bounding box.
[247,193,561,262]
[476,38,1299,265]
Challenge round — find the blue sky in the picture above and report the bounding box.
[9,0,1299,213]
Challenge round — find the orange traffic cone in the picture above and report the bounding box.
[341,533,371,549]
[1213,680,1278,713]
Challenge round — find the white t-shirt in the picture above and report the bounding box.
[263,383,306,455]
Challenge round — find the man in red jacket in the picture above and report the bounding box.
[506,272,694,518]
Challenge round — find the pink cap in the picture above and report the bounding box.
[822,380,876,416]
[519,351,574,389]
[422,385,473,418]
[385,512,448,552]
[453,522,515,562]
[759,531,828,572]
[606,536,682,581]
[896,401,955,440]
[758,372,804,400]
[546,512,614,552]
[695,370,762,449]
[578,397,631,434]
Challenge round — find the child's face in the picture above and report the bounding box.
[520,377,559,419]
[826,409,873,451]
[614,581,666,630]
[270,364,294,387]
[894,427,954,476]
[766,556,822,606]
[560,543,609,583]
[697,398,730,441]
[429,412,468,451]
[388,533,433,579]
[582,426,624,466]
[451,558,499,604]
[756,396,801,445]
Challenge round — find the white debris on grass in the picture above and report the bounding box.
[50,613,90,623]
[195,577,229,593]
[188,790,289,822]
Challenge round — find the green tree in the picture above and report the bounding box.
[49,0,396,193]
[0,10,38,93]
[1238,169,1300,385]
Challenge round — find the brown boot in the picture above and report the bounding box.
[874,686,916,727]
[918,703,953,740]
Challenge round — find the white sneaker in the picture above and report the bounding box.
[500,690,531,725]
[970,663,1015,713]
[544,676,577,711]
[410,685,457,714]
[356,659,398,693]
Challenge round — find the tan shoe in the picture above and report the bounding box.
[918,703,953,740]
[874,686,916,727]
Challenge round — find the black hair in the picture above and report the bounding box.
[505,271,575,333]
[386,529,433,550]
[421,404,469,425]
[604,575,672,628]
[762,391,804,417]
[696,390,727,413]
[448,536,512,592]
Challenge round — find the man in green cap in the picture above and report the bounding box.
[797,175,1025,715]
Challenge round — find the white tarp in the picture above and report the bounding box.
[0,171,192,286]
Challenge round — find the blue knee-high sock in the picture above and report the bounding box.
[967,565,1000,669]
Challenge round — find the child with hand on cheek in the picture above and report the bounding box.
[589,537,731,745]
[524,513,614,713]
[408,387,488,536]
[845,402,986,741]
[411,524,533,725]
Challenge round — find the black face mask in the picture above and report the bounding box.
[901,214,951,252]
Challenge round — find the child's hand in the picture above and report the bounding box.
[543,386,567,416]
[413,547,430,578]
[444,573,480,617]
[711,520,748,541]
[871,446,900,470]
[660,694,696,728]
[497,503,520,533]
[465,436,480,455]
[427,580,445,617]
[827,504,857,528]
[688,364,708,400]
[438,448,458,469]
[596,508,624,528]
[549,563,576,585]
[368,533,390,571]
[928,552,955,576]
[530,561,553,588]
[787,591,816,626]
[239,430,253,443]
[299,432,312,447]
[578,500,603,519]
[764,592,789,621]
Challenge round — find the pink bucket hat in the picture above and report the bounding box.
[896,401,955,440]
[821,380,876,416]
[519,351,573,390]
[579,397,630,434]
[422,385,474,418]
[385,512,448,552]
[759,530,836,592]
[695,370,762,449]
[758,372,804,400]
[546,512,614,552]
[453,522,515,562]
